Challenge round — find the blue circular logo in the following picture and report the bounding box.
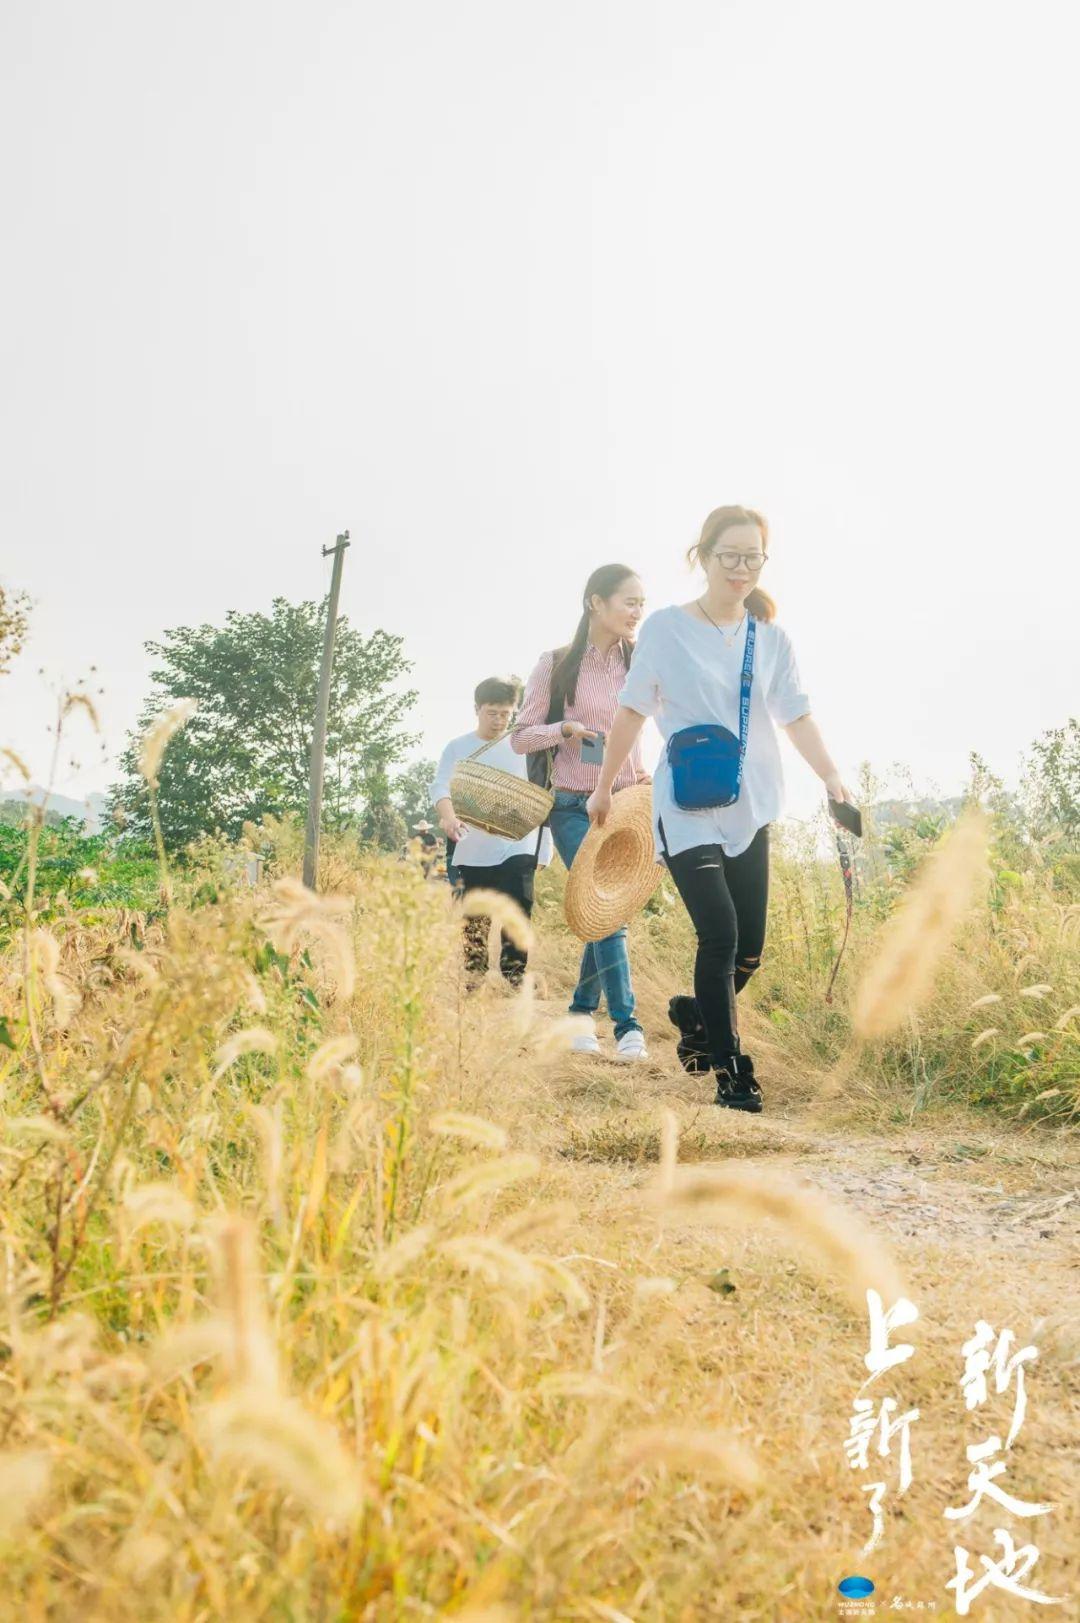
[838,1576,876,1598]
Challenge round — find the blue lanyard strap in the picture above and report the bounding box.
[736,616,757,786]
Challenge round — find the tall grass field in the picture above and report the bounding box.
[1,732,1078,1620]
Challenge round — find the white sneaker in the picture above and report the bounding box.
[615,1029,649,1062]
[570,1024,601,1055]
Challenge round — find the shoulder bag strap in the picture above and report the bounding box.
[735,616,757,792]
[508,652,564,734]
[544,649,566,726]
[534,649,563,791]
[539,652,565,792]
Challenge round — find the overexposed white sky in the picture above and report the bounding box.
[2,1,1077,822]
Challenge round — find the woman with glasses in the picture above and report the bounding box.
[586,506,853,1112]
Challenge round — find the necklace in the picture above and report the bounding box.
[696,599,746,647]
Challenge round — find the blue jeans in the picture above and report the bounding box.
[549,790,642,1039]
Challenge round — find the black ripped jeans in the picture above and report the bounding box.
[662,823,770,1065]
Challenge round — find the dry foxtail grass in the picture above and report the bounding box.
[851,806,990,1038]
[138,697,198,788]
[1,809,1077,1620]
[655,1160,907,1310]
[459,885,536,953]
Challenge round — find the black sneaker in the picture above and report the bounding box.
[714,1052,762,1113]
[667,995,712,1075]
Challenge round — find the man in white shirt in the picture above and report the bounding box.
[431,676,553,988]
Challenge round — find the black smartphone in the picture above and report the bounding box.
[829,797,863,838]
[580,730,606,765]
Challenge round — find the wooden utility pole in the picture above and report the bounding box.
[302,531,350,890]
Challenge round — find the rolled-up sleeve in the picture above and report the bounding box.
[430,741,458,805]
[617,616,662,719]
[765,627,811,726]
[510,651,564,753]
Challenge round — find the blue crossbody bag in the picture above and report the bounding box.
[666,616,757,809]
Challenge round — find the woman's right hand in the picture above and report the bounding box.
[586,785,612,826]
[439,811,468,842]
[561,721,596,743]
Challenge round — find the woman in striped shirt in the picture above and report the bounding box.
[512,564,651,1061]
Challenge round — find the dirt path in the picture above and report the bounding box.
[669,1008,1078,1247]
[477,973,1078,1610]
[521,997,1080,1617]
[544,1017,1080,1261]
[794,1134,1080,1251]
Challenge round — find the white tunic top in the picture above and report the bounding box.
[617,606,811,860]
[430,731,554,868]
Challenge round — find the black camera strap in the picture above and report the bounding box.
[824,828,855,1005]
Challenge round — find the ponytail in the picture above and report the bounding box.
[550,609,592,714]
[551,563,639,711]
[688,505,777,622]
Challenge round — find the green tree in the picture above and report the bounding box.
[1022,718,1080,850]
[359,770,409,852]
[391,757,437,833]
[110,597,418,851]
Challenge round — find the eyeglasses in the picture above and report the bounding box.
[710,550,767,572]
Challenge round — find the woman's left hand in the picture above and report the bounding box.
[824,772,854,804]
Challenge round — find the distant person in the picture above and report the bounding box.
[586,506,853,1112]
[410,819,440,879]
[431,676,553,988]
[512,565,650,1061]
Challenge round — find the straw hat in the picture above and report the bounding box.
[564,783,663,942]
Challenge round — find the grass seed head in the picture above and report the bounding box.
[619,1426,762,1492]
[139,698,198,788]
[852,807,990,1039]
[1,747,31,781]
[62,690,102,732]
[208,1215,279,1393]
[496,1200,578,1246]
[305,1034,359,1081]
[29,928,81,1027]
[261,879,356,999]
[441,1153,541,1210]
[658,1107,679,1195]
[0,1450,51,1537]
[658,1163,906,1308]
[459,887,534,953]
[374,1225,436,1279]
[122,1181,196,1233]
[212,1026,278,1079]
[438,1235,546,1297]
[199,1391,363,1522]
[429,1111,509,1151]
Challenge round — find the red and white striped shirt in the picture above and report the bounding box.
[511,641,646,792]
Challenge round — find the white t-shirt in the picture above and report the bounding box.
[617,606,811,860]
[430,731,554,868]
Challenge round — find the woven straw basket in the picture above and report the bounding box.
[564,783,663,942]
[449,752,554,840]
